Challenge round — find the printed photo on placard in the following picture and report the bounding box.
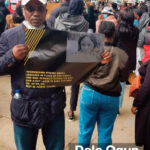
[66,32,104,63]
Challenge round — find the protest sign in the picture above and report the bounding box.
[25,29,104,88]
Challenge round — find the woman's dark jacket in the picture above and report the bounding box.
[133,60,150,147]
[85,44,129,97]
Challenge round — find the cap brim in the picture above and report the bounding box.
[21,0,30,5]
[102,11,114,15]
[22,0,47,5]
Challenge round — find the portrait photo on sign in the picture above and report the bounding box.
[66,32,105,63]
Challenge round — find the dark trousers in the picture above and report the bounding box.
[70,84,80,111]
[13,112,65,150]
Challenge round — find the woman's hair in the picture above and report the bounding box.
[68,0,84,15]
[117,8,139,41]
[78,34,98,51]
[99,21,115,38]
[118,8,134,26]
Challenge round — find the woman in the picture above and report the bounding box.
[113,8,139,111]
[114,8,139,72]
[78,21,129,150]
[131,60,150,150]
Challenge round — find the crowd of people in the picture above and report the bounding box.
[0,0,150,150]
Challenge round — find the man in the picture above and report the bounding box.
[0,0,111,149]
[47,0,70,28]
[0,0,66,149]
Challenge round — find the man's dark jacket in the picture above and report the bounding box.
[0,24,66,129]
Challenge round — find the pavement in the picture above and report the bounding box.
[0,75,138,150]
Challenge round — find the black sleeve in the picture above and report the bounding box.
[133,63,150,107]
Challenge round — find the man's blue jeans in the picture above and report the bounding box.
[78,84,119,150]
[13,112,65,150]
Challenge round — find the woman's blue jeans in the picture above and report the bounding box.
[78,84,119,150]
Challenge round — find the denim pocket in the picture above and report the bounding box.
[11,98,30,122]
[79,85,94,105]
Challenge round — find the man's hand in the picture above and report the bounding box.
[101,50,111,64]
[131,106,138,115]
[12,44,29,60]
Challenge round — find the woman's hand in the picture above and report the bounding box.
[131,106,138,115]
[101,51,111,64]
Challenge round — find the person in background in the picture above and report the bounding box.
[7,0,16,14]
[132,8,142,75]
[113,8,139,112]
[137,0,150,49]
[112,2,119,19]
[78,21,129,150]
[131,59,150,150]
[0,12,6,35]
[13,4,25,24]
[0,0,9,16]
[47,0,70,28]
[55,0,89,120]
[120,2,127,10]
[5,0,9,9]
[133,8,142,27]
[127,1,133,9]
[0,0,9,35]
[91,1,100,21]
[133,2,138,9]
[96,6,117,33]
[135,1,150,75]
[86,5,96,33]
[139,2,148,14]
